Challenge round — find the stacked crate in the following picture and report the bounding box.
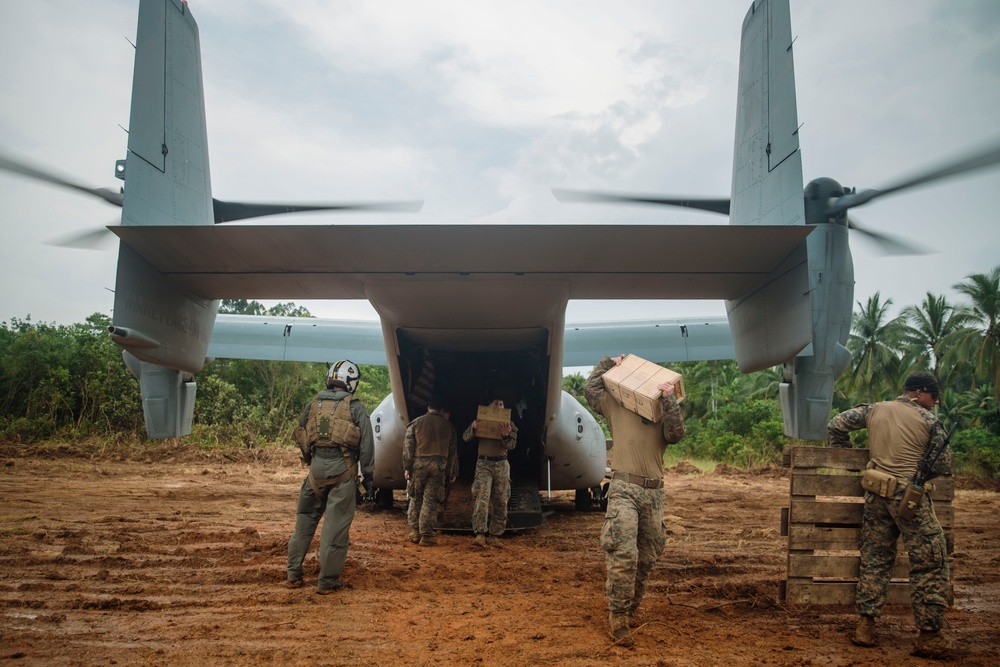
[779,445,954,605]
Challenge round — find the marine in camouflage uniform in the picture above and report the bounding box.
[585,355,685,645]
[828,371,968,659]
[287,383,374,593]
[403,396,459,546]
[462,399,518,546]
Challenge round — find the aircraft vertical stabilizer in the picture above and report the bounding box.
[111,0,219,436]
[725,0,811,374]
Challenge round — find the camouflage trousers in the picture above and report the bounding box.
[471,459,511,536]
[600,478,666,615]
[857,486,950,631]
[407,456,448,536]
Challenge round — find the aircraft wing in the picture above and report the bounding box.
[562,316,733,367]
[112,223,810,301]
[206,314,386,365]
[208,313,734,368]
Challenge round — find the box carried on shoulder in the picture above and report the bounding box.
[601,354,684,422]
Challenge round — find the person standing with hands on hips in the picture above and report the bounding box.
[585,354,685,647]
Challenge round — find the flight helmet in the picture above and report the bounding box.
[326,359,360,394]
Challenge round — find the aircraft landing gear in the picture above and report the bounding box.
[575,485,608,512]
[375,488,393,510]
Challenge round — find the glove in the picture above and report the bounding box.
[362,474,373,496]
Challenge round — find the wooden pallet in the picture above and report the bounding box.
[779,445,954,605]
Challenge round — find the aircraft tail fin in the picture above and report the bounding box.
[725,0,811,372]
[111,0,218,437]
[120,0,213,229]
[729,0,803,229]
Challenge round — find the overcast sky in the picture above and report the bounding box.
[1,0,998,330]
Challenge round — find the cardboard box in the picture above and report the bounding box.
[602,355,684,422]
[476,405,511,440]
[601,354,645,405]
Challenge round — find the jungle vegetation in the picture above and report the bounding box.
[2,267,998,477]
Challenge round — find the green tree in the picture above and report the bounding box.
[947,266,1000,401]
[219,299,267,315]
[746,365,783,400]
[900,292,970,381]
[847,293,906,403]
[0,314,143,441]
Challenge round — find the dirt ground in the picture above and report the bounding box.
[1,444,998,666]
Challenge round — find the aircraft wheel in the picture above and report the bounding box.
[376,488,393,510]
[575,488,592,512]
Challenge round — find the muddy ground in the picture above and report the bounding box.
[1,444,997,666]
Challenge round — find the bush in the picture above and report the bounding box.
[0,416,58,443]
[717,399,780,436]
[951,427,1000,478]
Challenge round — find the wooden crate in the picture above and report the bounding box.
[779,445,954,605]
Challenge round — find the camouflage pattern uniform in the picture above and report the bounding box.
[462,421,518,537]
[287,388,374,591]
[403,409,459,539]
[829,396,951,631]
[585,356,685,618]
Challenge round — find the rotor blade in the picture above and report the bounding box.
[826,140,1000,216]
[44,222,119,250]
[212,199,424,223]
[552,188,730,216]
[847,216,930,256]
[0,151,123,207]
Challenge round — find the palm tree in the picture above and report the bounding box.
[937,388,971,432]
[899,292,971,381]
[965,384,996,429]
[746,365,783,400]
[948,266,1000,401]
[847,293,907,403]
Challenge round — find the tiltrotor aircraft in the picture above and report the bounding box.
[2,0,998,527]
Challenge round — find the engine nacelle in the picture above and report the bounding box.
[369,393,409,490]
[123,351,197,439]
[543,391,608,490]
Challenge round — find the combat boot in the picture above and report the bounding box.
[608,612,634,647]
[473,533,488,548]
[418,534,437,547]
[913,630,971,660]
[407,527,420,544]
[486,535,503,549]
[851,615,878,647]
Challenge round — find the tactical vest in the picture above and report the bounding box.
[306,396,361,450]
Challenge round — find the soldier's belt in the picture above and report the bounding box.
[478,455,506,461]
[862,465,935,499]
[611,471,664,489]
